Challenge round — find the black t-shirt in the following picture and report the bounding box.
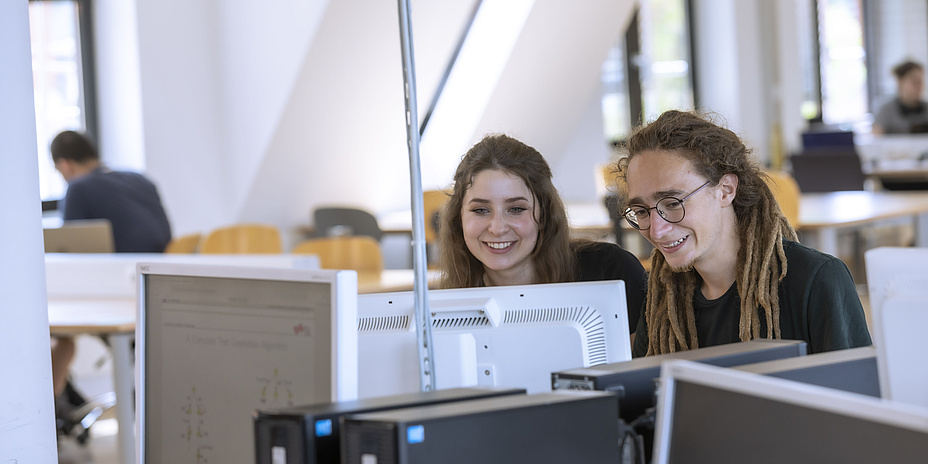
[632,240,872,357]
[574,241,648,334]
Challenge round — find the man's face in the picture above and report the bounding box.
[625,150,731,272]
[899,68,925,105]
[53,159,76,182]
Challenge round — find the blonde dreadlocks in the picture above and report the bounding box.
[617,110,797,355]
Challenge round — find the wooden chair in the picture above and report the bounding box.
[312,207,383,241]
[163,232,202,253]
[199,224,283,254]
[764,170,801,228]
[422,190,448,244]
[292,236,383,272]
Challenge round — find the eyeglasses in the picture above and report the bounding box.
[623,181,711,230]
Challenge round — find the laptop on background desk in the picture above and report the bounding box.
[44,219,115,253]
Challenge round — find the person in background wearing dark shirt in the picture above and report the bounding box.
[872,60,928,134]
[617,110,872,357]
[51,130,171,253]
[438,133,648,343]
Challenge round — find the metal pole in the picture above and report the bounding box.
[396,0,436,392]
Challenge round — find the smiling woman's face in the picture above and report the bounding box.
[461,168,539,286]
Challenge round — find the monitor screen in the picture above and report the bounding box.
[865,247,928,406]
[137,263,358,464]
[653,360,928,464]
[357,280,630,397]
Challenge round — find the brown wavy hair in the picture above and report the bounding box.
[616,110,797,355]
[439,134,575,288]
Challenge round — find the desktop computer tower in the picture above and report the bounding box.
[550,339,807,423]
[253,387,525,464]
[341,391,620,464]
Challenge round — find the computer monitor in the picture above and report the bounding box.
[733,345,880,397]
[653,360,928,464]
[551,339,807,424]
[137,263,358,464]
[865,246,928,407]
[43,219,115,253]
[357,280,631,397]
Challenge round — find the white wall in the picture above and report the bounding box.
[92,0,828,246]
[0,2,58,461]
[94,0,146,173]
[102,0,634,248]
[693,0,771,162]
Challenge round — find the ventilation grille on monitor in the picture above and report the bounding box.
[505,306,608,365]
[432,315,491,329]
[885,275,928,300]
[358,315,409,332]
[358,306,609,365]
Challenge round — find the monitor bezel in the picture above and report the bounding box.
[135,262,358,464]
[653,359,928,464]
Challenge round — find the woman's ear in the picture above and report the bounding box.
[717,173,738,206]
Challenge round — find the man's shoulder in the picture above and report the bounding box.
[782,240,843,277]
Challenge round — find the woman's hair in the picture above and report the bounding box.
[439,134,575,288]
[616,110,797,355]
[893,60,924,80]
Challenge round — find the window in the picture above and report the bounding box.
[816,0,869,125]
[29,0,96,202]
[601,0,696,143]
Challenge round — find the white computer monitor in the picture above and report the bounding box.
[357,280,630,397]
[136,263,358,464]
[653,360,928,464]
[865,247,928,407]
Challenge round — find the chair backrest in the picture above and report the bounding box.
[200,224,282,254]
[313,207,383,242]
[164,232,202,254]
[790,150,866,192]
[422,190,448,244]
[763,170,801,228]
[291,236,383,272]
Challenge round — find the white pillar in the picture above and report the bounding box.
[0,1,59,462]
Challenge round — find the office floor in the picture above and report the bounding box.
[58,416,119,464]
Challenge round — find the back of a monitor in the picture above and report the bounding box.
[357,280,630,397]
[43,219,115,253]
[865,247,928,407]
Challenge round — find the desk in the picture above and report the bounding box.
[797,190,928,257]
[48,298,136,464]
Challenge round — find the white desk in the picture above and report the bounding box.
[46,263,435,464]
[48,298,136,464]
[797,190,928,257]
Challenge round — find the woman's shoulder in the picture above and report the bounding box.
[573,240,643,272]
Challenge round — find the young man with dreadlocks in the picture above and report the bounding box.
[617,110,872,357]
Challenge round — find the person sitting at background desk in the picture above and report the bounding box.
[873,60,928,134]
[438,133,647,340]
[617,110,871,357]
[51,130,172,253]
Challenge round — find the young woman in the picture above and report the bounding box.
[438,134,647,334]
